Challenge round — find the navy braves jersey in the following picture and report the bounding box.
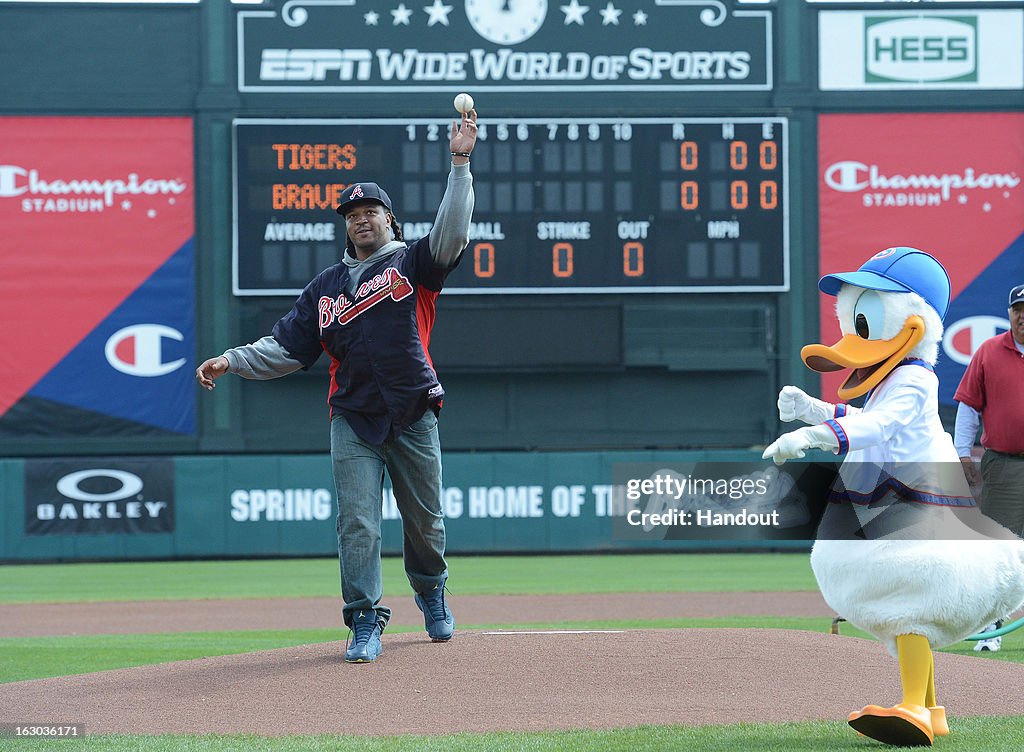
[271,236,458,445]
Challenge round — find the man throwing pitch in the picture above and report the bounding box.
[196,108,478,663]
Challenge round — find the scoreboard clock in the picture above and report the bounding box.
[465,0,549,46]
[233,117,789,295]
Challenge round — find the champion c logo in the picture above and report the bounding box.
[942,316,1009,366]
[56,469,144,502]
[0,165,28,197]
[104,324,185,377]
[823,161,869,193]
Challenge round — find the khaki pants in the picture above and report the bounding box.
[979,450,1024,536]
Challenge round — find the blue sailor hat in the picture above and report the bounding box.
[818,247,951,320]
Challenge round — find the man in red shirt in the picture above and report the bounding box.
[954,282,1024,651]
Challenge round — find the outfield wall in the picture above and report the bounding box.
[1,450,810,562]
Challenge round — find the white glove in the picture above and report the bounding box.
[777,385,835,425]
[762,425,839,465]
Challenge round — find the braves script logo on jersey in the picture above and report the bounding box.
[318,266,414,332]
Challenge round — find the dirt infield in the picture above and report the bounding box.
[4,592,1024,735]
[1,591,835,638]
[4,629,1024,735]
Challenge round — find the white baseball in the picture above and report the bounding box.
[454,92,475,114]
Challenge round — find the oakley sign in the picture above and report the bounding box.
[24,458,175,535]
[56,468,144,502]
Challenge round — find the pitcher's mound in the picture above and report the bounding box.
[2,629,1022,736]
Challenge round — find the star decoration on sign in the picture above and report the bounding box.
[561,0,589,25]
[599,2,621,25]
[364,10,379,25]
[391,3,413,25]
[424,0,452,26]
[121,200,132,210]
[958,195,968,204]
[633,9,647,25]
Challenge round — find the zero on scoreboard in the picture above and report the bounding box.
[233,117,789,295]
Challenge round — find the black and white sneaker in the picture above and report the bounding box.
[973,620,1003,653]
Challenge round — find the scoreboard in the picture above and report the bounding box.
[233,117,788,295]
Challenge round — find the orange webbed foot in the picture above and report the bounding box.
[929,706,949,737]
[848,703,934,746]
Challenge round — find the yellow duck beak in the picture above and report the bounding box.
[800,315,926,400]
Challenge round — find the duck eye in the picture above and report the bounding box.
[855,313,870,338]
[852,289,885,340]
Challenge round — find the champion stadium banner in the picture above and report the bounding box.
[0,117,196,437]
[818,112,1024,406]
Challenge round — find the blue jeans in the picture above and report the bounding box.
[330,410,448,629]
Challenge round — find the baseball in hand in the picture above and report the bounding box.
[454,92,475,114]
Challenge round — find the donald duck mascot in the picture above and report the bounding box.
[763,247,1024,746]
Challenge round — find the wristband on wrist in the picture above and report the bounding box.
[451,152,471,158]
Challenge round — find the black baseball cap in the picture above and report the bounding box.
[1010,284,1024,307]
[335,182,393,216]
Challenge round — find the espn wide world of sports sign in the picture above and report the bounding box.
[237,0,772,93]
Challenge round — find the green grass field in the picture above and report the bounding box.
[5,718,1024,752]
[2,553,1021,750]
[0,552,819,603]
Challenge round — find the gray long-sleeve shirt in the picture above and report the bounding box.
[223,162,473,380]
[341,162,472,294]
